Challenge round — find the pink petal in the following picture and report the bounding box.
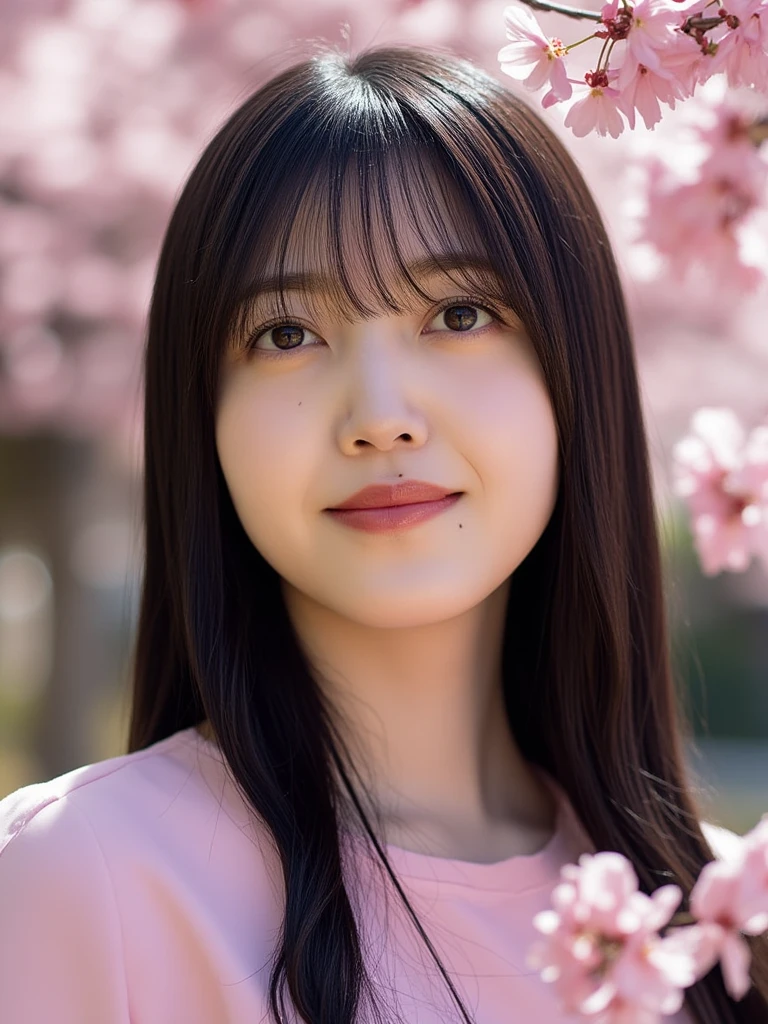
[497,40,547,72]
[548,56,573,100]
[653,923,723,987]
[564,94,599,137]
[525,56,558,91]
[720,931,753,1000]
[501,4,549,44]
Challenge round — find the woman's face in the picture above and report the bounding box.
[215,165,560,629]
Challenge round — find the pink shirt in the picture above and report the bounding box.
[0,726,730,1023]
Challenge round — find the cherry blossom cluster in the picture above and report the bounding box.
[638,96,768,293]
[671,408,768,575]
[527,812,768,1021]
[497,0,768,137]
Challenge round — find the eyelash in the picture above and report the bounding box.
[245,295,503,360]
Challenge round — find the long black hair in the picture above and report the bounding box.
[128,42,768,1024]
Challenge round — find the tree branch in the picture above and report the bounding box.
[749,117,768,147]
[513,0,605,21]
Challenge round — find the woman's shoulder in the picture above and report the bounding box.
[0,763,135,1023]
[0,728,273,1023]
[0,727,241,863]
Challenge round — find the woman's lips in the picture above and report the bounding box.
[324,493,462,533]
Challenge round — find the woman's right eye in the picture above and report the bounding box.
[249,320,322,356]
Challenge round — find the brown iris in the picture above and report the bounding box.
[443,305,478,331]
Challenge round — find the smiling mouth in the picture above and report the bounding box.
[324,492,463,533]
[342,492,463,511]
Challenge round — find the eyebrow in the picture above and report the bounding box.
[239,253,499,305]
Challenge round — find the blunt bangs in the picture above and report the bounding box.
[223,66,540,352]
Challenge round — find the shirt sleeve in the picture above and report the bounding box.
[0,792,130,1024]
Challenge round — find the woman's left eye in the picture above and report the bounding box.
[427,301,496,334]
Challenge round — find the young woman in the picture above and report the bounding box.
[1,43,767,1024]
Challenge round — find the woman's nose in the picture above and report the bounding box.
[336,334,429,454]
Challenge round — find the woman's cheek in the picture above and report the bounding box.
[216,385,318,540]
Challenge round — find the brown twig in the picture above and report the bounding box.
[514,0,604,22]
[749,117,768,147]
[685,15,727,30]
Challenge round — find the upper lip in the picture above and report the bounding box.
[328,480,461,510]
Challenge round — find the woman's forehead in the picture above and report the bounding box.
[241,159,500,322]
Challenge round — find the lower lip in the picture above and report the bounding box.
[325,494,462,533]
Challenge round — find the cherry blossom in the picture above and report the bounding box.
[672,407,768,574]
[706,0,768,91]
[687,815,768,997]
[659,28,710,96]
[616,59,685,129]
[638,99,768,293]
[497,5,573,102]
[528,814,768,1019]
[609,0,681,72]
[564,68,627,137]
[527,851,696,1020]
[641,163,767,292]
[498,0,768,143]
